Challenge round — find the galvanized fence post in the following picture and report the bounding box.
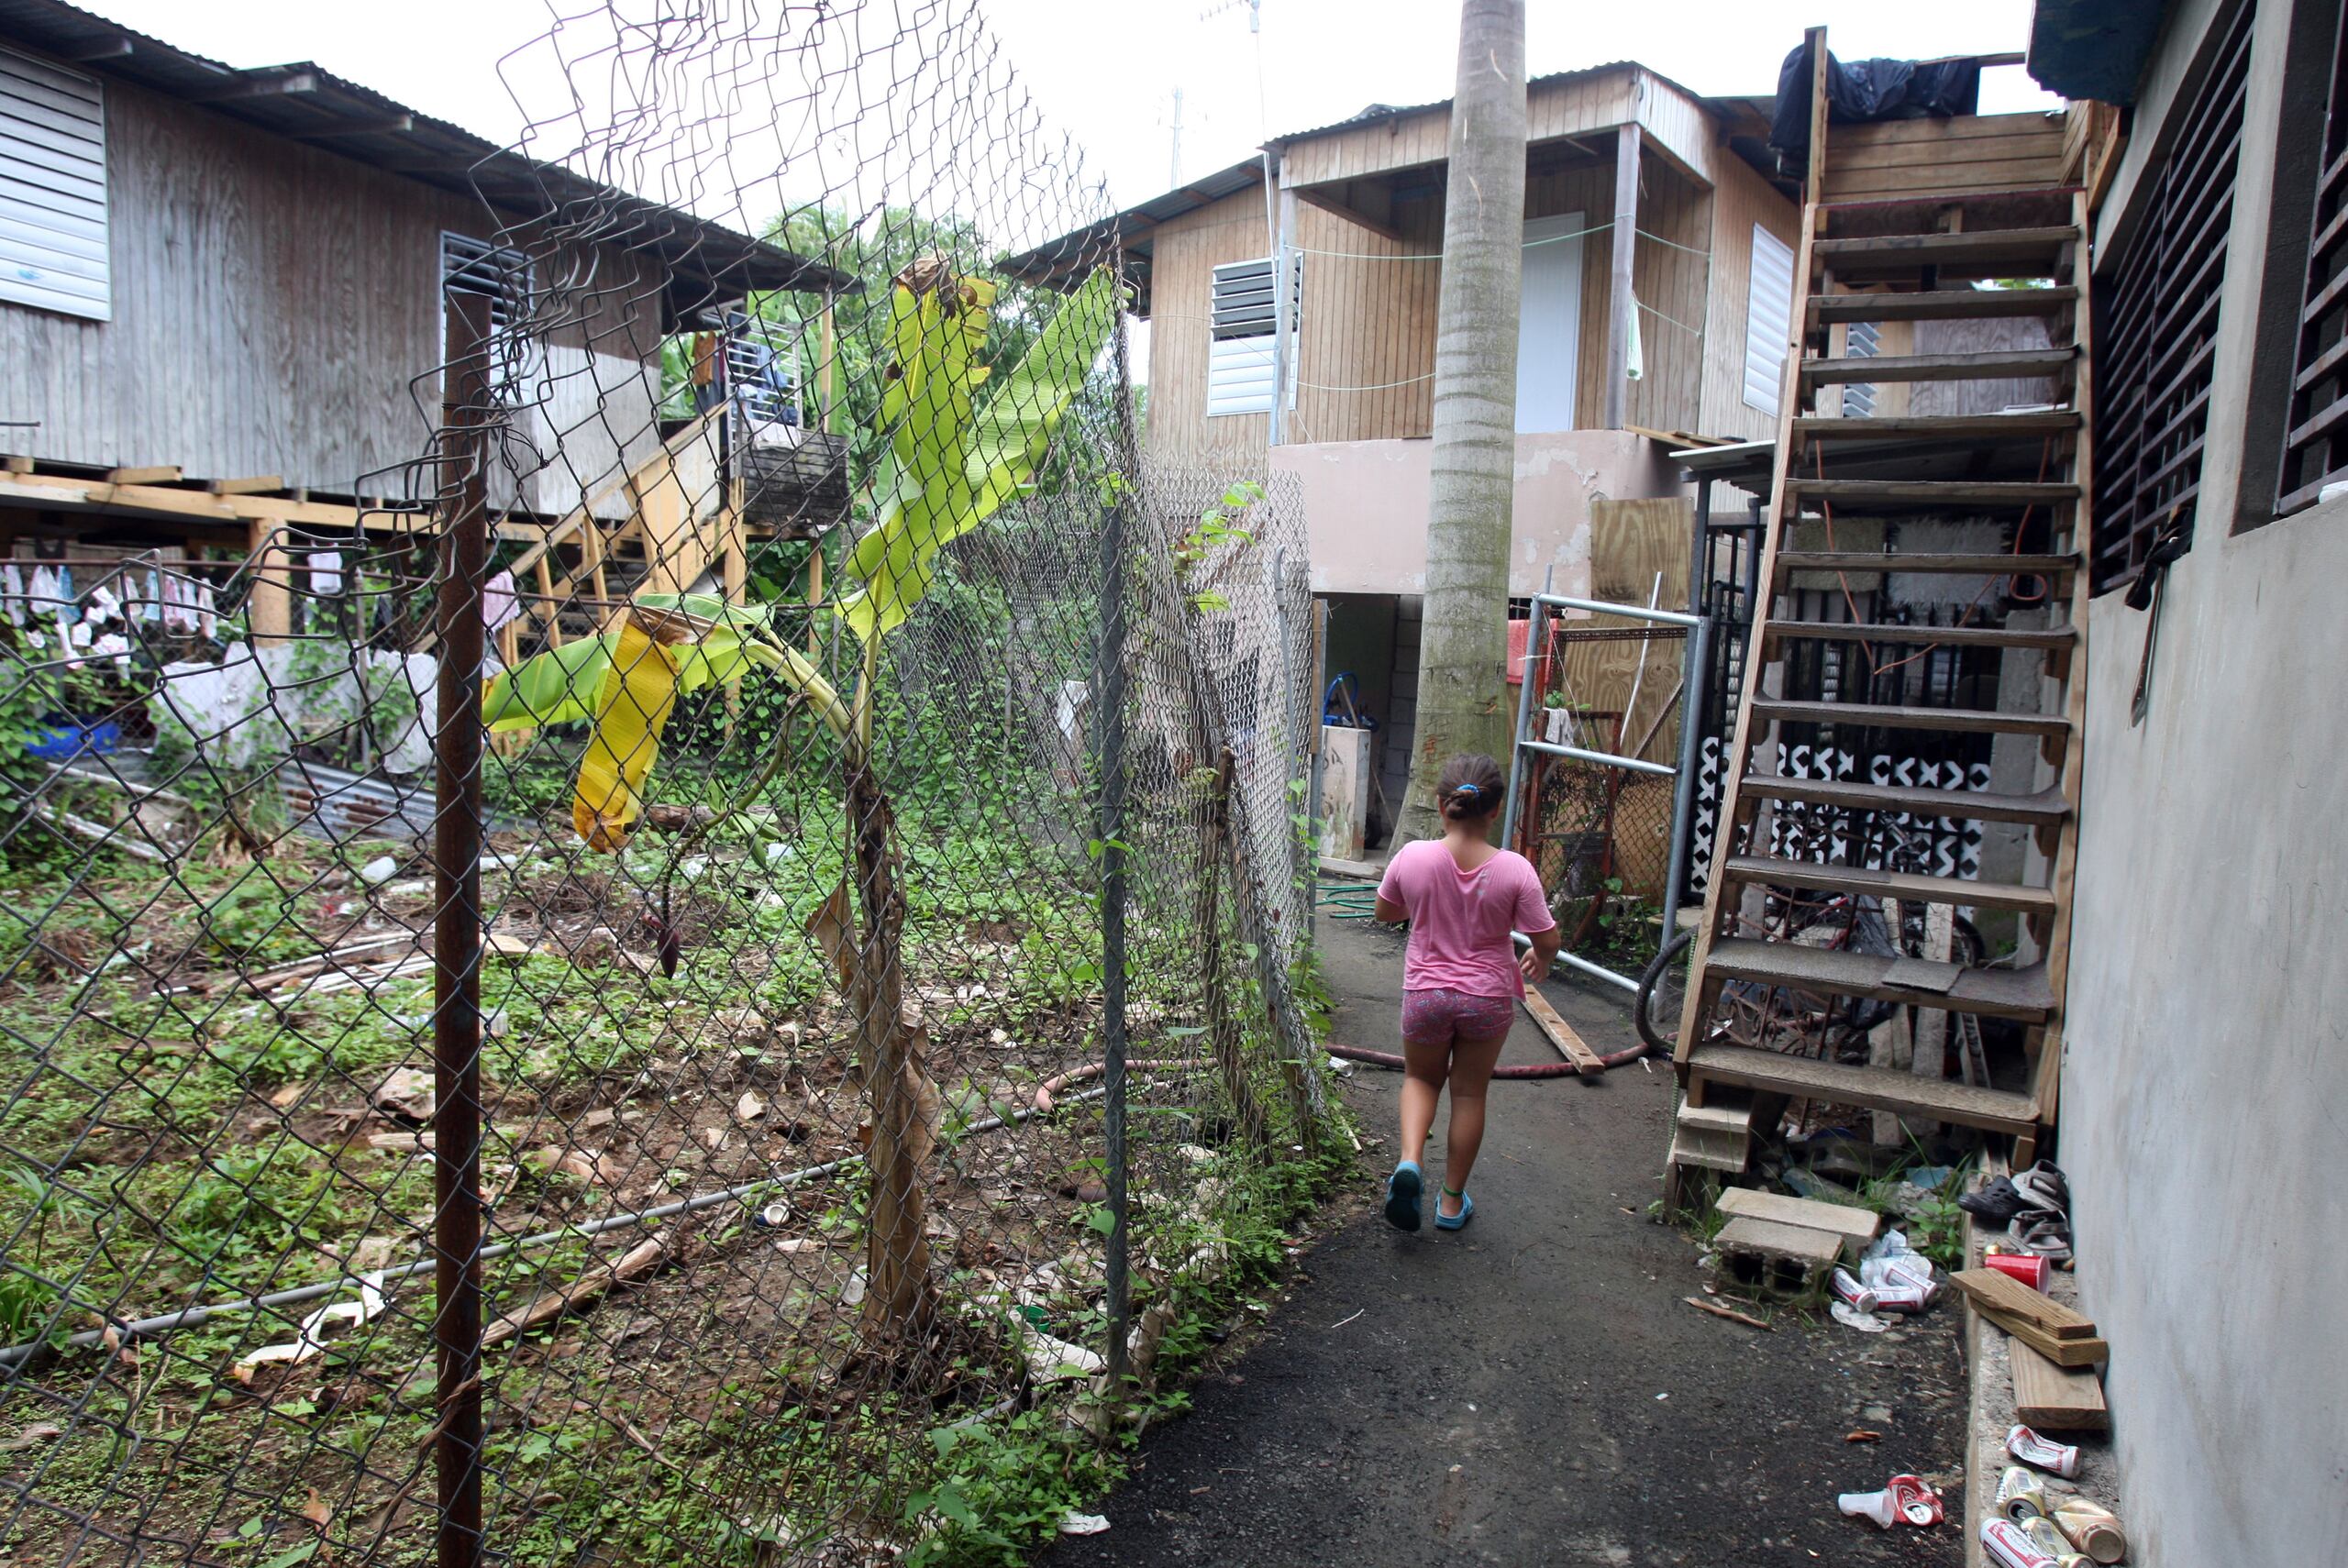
[432,288,493,1568]
[1097,497,1130,1393]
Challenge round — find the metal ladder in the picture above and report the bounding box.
[1666,188,2095,1194]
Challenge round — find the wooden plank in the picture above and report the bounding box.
[1950,1267,2096,1338]
[1811,287,2076,325]
[4,455,33,474]
[1686,1043,2039,1133]
[1522,987,1604,1077]
[1705,936,2055,1022]
[1812,227,2074,271]
[1742,772,2072,825]
[105,464,183,485]
[1764,620,2077,651]
[1800,348,2075,388]
[1714,1186,1882,1244]
[1720,853,2055,915]
[1787,479,2078,508]
[2011,1340,2110,1431]
[1714,1215,1844,1271]
[1748,699,2068,737]
[1974,1304,2110,1367]
[1774,552,2078,579]
[205,475,282,495]
[1796,412,2080,441]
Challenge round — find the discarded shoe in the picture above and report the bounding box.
[1384,1161,1423,1232]
[2010,1160,2070,1216]
[1958,1176,2030,1224]
[2009,1211,2074,1264]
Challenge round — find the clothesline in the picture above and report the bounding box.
[1290,220,1714,262]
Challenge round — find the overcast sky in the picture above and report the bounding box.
[101,0,2057,215]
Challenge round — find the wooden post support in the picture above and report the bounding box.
[817,291,836,436]
[1804,26,1831,201]
[246,519,293,646]
[1604,123,1643,431]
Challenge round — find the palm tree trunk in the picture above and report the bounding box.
[1398,0,1527,844]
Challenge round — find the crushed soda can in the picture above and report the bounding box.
[1980,1518,2062,1568]
[1995,1463,2048,1523]
[2023,1517,2074,1558]
[1837,1474,1944,1529]
[2052,1497,2129,1563]
[2008,1423,2081,1478]
[1830,1267,1879,1313]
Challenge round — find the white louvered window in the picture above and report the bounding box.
[440,232,537,403]
[1744,223,1796,417]
[1207,254,1300,417]
[0,46,110,321]
[1842,319,1880,417]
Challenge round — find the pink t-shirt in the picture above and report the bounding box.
[1377,840,1556,999]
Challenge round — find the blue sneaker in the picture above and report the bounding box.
[1434,1189,1475,1231]
[1383,1161,1423,1231]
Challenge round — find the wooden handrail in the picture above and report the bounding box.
[504,403,728,580]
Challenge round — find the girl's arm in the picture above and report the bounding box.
[1519,922,1563,981]
[1373,893,1407,924]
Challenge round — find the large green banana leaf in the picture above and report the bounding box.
[836,266,1121,643]
[482,594,778,732]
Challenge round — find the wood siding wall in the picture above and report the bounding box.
[1147,142,1798,461]
[1698,150,1801,441]
[0,71,667,511]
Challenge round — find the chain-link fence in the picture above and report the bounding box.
[0,5,1335,1563]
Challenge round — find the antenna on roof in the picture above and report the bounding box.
[1199,0,1263,34]
[1164,88,1186,187]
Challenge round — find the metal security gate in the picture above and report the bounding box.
[1501,592,1712,993]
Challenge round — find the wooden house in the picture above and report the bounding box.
[1013,61,1814,829]
[0,0,854,652]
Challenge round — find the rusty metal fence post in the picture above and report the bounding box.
[1097,497,1130,1393]
[431,287,493,1568]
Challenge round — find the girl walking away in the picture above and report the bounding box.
[1372,755,1561,1231]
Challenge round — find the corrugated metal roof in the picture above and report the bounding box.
[0,0,857,314]
[1267,60,1711,145]
[996,155,1263,314]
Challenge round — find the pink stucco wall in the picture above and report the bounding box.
[1268,433,1688,597]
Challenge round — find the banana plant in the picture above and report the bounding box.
[482,259,1121,1339]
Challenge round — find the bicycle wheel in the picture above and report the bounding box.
[1634,926,1695,1056]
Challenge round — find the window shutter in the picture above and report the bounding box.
[0,45,109,321]
[1207,254,1300,417]
[441,233,537,402]
[1744,225,1795,417]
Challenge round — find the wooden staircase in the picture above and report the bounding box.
[1665,42,2096,1197]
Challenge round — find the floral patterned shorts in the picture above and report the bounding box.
[1400,988,1515,1048]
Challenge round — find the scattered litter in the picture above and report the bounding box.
[1782,1166,1855,1203]
[1844,1430,1881,1443]
[233,1271,388,1381]
[2051,1496,2128,1562]
[754,1201,791,1229]
[1836,1474,1943,1529]
[1978,1518,2061,1568]
[1983,1252,2051,1290]
[0,1423,62,1452]
[1830,1300,1889,1332]
[371,1067,435,1121]
[1683,1294,1769,1330]
[2021,1518,2076,1560]
[736,1091,769,1121]
[1057,1513,1110,1537]
[2006,1424,2080,1479]
[1655,1392,1668,1400]
[1329,1308,1365,1329]
[1904,1164,1955,1192]
[1994,1463,2048,1524]
[1853,1228,1940,1312]
[360,855,398,886]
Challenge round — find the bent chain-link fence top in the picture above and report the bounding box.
[0,4,1331,1564]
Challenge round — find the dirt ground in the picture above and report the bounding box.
[1040,917,1967,1568]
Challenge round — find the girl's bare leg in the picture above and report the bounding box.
[1437,1032,1508,1217]
[1399,1037,1450,1167]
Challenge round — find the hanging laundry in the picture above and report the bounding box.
[482,569,521,633]
[2,562,25,626]
[1626,291,1645,382]
[307,550,344,597]
[54,565,76,625]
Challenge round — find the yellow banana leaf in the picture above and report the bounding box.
[482,595,773,733]
[835,265,1121,643]
[571,618,681,853]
